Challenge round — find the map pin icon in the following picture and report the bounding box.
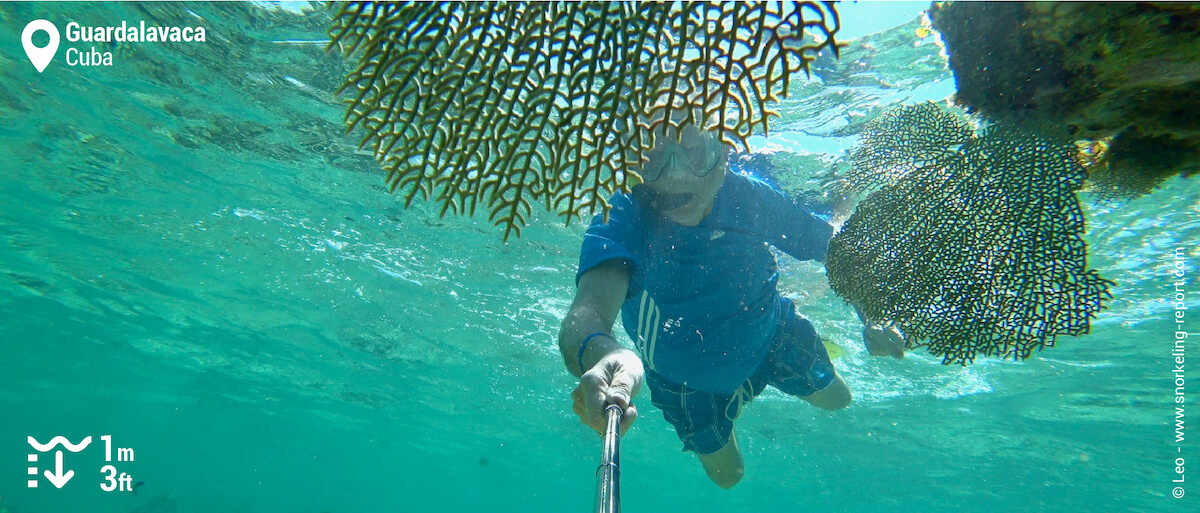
[22,20,60,73]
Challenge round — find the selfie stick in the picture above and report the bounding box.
[595,404,622,513]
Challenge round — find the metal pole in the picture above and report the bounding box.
[595,404,622,513]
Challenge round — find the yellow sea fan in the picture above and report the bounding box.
[327,1,843,240]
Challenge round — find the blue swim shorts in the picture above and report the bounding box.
[645,299,836,455]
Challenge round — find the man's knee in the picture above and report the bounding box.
[807,374,851,410]
[706,465,744,489]
[699,433,745,488]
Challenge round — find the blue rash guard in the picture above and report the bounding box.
[576,172,834,394]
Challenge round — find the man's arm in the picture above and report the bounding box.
[559,259,644,435]
[741,176,833,263]
[746,178,905,358]
[559,260,632,376]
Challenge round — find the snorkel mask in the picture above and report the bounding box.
[639,127,727,183]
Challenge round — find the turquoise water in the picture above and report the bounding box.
[1,2,1196,513]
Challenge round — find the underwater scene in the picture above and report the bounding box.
[0,2,1197,513]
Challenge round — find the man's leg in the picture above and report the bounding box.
[698,429,744,489]
[802,372,851,410]
[761,306,851,411]
[646,371,746,488]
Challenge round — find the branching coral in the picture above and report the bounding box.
[827,103,1113,364]
[327,1,841,240]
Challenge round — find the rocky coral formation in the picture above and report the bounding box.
[928,2,1200,198]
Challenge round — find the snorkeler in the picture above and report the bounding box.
[558,120,905,488]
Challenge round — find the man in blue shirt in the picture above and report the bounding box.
[559,122,905,488]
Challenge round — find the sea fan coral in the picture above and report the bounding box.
[827,103,1113,364]
[327,1,841,240]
